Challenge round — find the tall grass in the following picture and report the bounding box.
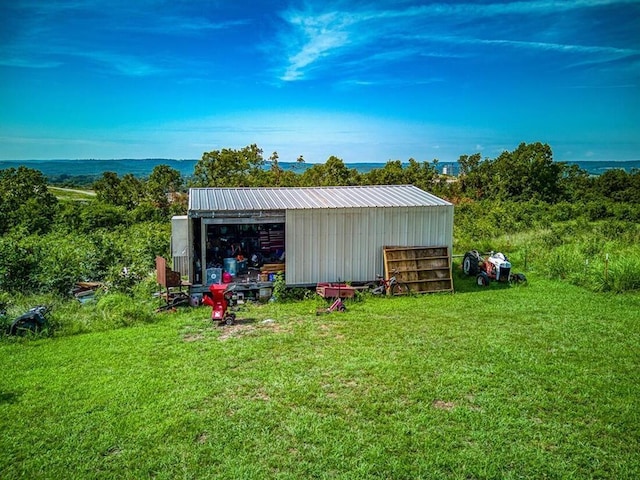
[595,255,640,293]
[0,279,162,338]
[465,214,640,294]
[533,237,640,293]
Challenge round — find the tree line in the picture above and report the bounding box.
[1,141,638,297]
[2,141,639,239]
[87,141,640,208]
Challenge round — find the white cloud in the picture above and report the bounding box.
[274,0,638,82]
[0,56,62,69]
[75,51,167,76]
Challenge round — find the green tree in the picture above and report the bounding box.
[268,151,284,186]
[404,158,439,191]
[364,160,406,185]
[457,153,488,200]
[93,171,122,205]
[119,174,145,209]
[192,144,266,187]
[146,164,184,213]
[491,142,563,202]
[457,143,564,202]
[300,156,360,186]
[0,166,58,235]
[93,172,145,209]
[458,153,482,177]
[594,168,640,203]
[80,203,129,232]
[0,233,41,293]
[559,163,592,202]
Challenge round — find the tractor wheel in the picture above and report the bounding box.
[511,273,527,284]
[476,272,490,287]
[463,251,480,276]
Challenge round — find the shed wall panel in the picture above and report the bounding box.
[170,216,189,257]
[286,205,453,285]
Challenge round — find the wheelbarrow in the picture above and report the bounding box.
[315,281,351,315]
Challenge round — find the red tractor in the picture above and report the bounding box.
[462,250,527,287]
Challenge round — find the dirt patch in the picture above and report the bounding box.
[183,333,205,342]
[218,323,257,341]
[217,318,289,341]
[317,322,345,340]
[103,446,122,457]
[252,388,271,401]
[432,400,456,411]
[182,318,291,342]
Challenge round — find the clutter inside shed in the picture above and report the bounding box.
[194,223,285,286]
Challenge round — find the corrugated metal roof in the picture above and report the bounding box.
[188,185,451,212]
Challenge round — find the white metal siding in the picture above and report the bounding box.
[170,215,190,277]
[171,216,189,257]
[285,205,453,285]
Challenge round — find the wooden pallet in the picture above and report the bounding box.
[383,246,453,294]
[261,263,285,273]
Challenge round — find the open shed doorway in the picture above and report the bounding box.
[202,221,285,284]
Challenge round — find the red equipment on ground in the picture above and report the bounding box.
[462,250,527,286]
[202,283,237,325]
[315,282,349,315]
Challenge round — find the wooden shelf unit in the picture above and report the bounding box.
[383,246,453,294]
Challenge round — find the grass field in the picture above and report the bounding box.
[47,186,96,201]
[1,276,639,479]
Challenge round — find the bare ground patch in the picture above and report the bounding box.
[183,333,205,342]
[432,400,456,411]
[217,318,290,341]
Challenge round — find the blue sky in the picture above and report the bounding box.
[1,0,638,164]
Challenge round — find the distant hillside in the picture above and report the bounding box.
[1,158,638,181]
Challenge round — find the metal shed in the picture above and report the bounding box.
[172,185,453,289]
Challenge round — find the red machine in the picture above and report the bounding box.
[463,250,527,286]
[202,283,236,325]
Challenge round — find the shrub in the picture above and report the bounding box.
[80,203,129,231]
[0,233,41,294]
[585,201,610,221]
[272,273,314,301]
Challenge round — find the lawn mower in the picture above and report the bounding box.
[462,250,527,286]
[201,283,238,326]
[5,305,51,336]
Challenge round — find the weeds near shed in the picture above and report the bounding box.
[272,273,315,301]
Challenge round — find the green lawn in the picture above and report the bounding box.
[1,277,639,479]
